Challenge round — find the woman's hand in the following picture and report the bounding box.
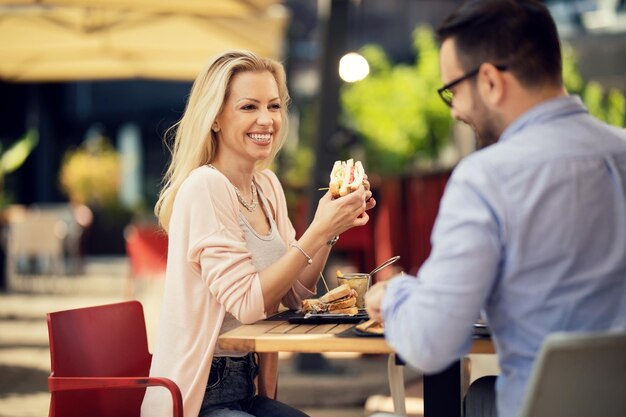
[362,174,376,212]
[312,186,371,239]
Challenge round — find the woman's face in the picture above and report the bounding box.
[214,70,282,166]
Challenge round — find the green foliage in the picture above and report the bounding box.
[0,129,39,207]
[605,90,626,127]
[281,146,315,190]
[562,45,584,93]
[562,42,626,127]
[1,129,39,175]
[340,26,452,177]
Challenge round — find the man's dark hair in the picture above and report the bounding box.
[436,0,562,88]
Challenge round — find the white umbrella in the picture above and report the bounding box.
[0,0,288,82]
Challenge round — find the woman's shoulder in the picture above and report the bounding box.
[255,168,282,189]
[182,165,228,189]
[177,166,232,202]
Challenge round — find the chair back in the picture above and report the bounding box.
[125,224,168,277]
[47,301,152,417]
[519,330,626,417]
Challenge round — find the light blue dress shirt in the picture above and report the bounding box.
[382,95,626,417]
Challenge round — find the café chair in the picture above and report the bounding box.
[4,206,66,291]
[519,330,626,417]
[124,224,168,298]
[47,300,182,417]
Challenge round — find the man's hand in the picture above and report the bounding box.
[365,281,388,322]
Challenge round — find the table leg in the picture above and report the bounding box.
[423,360,462,417]
[388,353,406,416]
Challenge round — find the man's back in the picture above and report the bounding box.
[463,95,626,415]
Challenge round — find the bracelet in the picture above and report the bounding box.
[326,235,339,246]
[290,243,313,265]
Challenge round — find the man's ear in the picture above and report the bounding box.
[477,63,506,107]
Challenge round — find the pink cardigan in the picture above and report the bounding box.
[141,166,314,417]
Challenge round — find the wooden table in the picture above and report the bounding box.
[218,318,495,417]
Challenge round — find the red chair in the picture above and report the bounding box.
[124,224,169,297]
[47,300,182,417]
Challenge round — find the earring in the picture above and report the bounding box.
[212,126,219,133]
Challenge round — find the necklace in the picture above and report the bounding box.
[208,164,258,212]
[233,182,258,212]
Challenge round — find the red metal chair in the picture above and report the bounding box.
[46,300,182,417]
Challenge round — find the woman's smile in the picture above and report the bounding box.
[247,132,272,145]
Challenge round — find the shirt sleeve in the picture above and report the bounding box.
[381,158,505,373]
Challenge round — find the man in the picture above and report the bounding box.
[365,1,626,416]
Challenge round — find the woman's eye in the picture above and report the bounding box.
[269,103,281,111]
[241,104,256,111]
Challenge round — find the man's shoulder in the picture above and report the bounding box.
[453,145,506,178]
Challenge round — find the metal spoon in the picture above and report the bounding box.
[369,255,401,276]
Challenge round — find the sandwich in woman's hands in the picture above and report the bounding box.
[301,284,359,315]
[329,158,366,198]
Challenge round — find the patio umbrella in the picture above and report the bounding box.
[0,0,288,82]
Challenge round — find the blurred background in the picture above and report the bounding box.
[0,0,625,282]
[0,0,625,416]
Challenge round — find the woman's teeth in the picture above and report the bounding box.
[248,133,271,144]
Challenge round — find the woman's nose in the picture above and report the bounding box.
[257,110,273,126]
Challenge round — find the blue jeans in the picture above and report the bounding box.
[198,353,309,417]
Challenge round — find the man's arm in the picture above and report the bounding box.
[380,160,504,373]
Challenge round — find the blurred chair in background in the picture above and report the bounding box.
[124,224,168,298]
[30,203,93,275]
[3,203,92,291]
[46,300,182,417]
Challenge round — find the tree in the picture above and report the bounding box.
[340,26,452,177]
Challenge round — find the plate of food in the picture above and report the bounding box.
[288,284,368,324]
[354,318,385,336]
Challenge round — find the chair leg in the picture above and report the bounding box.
[388,353,407,416]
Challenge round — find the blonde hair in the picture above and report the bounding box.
[154,51,291,231]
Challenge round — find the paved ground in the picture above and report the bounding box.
[0,257,431,417]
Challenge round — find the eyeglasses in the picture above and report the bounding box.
[437,64,508,108]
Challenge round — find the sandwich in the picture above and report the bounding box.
[301,284,359,315]
[329,158,365,198]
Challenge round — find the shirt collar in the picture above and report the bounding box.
[499,95,588,143]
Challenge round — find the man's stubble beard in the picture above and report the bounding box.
[468,89,502,150]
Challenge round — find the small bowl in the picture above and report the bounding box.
[337,273,370,309]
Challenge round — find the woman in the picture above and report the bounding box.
[141,50,375,417]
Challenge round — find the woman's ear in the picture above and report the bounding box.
[478,63,506,107]
[212,122,220,133]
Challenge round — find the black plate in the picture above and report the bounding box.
[287,311,368,324]
[352,326,385,337]
[345,322,491,338]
